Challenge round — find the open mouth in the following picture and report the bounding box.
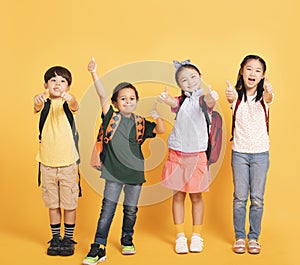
[248,78,256,85]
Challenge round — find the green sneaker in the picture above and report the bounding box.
[82,243,106,265]
[121,235,136,255]
[121,245,136,255]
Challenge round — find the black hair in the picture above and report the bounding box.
[235,55,267,102]
[111,82,139,102]
[44,66,72,85]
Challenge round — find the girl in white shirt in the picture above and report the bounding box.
[225,54,274,255]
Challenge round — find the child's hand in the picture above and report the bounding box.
[225,81,236,103]
[207,85,219,101]
[150,102,161,120]
[263,77,273,94]
[61,91,73,102]
[88,57,97,73]
[34,89,48,105]
[158,86,169,103]
[263,77,273,103]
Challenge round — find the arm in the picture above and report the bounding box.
[263,77,274,104]
[61,92,79,112]
[225,80,237,104]
[33,89,48,112]
[158,86,178,108]
[150,102,165,134]
[204,85,219,108]
[88,57,110,115]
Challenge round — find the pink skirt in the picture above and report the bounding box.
[161,149,211,193]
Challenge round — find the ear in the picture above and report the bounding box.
[44,83,48,89]
[65,85,70,91]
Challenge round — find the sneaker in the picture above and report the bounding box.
[121,235,136,255]
[190,235,204,252]
[60,237,77,256]
[175,236,188,254]
[82,243,107,265]
[47,237,62,256]
[248,239,261,254]
[233,239,246,254]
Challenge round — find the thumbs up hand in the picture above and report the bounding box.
[34,89,49,112]
[158,86,169,103]
[263,77,274,103]
[207,85,219,101]
[225,80,236,103]
[150,102,161,120]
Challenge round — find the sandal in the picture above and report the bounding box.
[233,239,246,254]
[248,239,261,254]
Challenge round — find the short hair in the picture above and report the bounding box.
[44,66,72,85]
[111,82,139,102]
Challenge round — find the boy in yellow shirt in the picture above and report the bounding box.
[34,66,79,256]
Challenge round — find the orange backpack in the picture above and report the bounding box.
[91,112,145,171]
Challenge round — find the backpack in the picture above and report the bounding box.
[38,99,82,196]
[230,97,269,141]
[199,95,223,165]
[90,112,145,171]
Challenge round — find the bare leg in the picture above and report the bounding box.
[189,192,204,225]
[172,191,186,224]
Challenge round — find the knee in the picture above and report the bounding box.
[123,205,138,216]
[250,197,264,208]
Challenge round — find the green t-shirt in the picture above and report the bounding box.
[100,106,156,184]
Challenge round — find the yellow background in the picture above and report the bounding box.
[1,0,299,264]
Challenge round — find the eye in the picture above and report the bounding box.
[130,97,136,101]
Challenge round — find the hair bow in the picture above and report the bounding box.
[173,59,191,69]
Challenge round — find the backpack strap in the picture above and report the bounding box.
[134,114,145,144]
[230,97,242,141]
[259,98,269,134]
[103,112,121,143]
[199,95,212,161]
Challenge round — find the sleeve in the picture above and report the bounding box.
[143,119,157,140]
[101,105,114,128]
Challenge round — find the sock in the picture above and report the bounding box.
[50,223,61,239]
[175,223,185,238]
[64,223,75,239]
[192,225,202,236]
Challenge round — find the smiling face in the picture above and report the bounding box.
[240,59,265,92]
[113,87,138,117]
[44,74,70,99]
[177,67,201,93]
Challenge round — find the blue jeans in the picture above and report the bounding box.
[232,151,269,241]
[94,180,142,245]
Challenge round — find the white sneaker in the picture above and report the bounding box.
[190,235,204,252]
[175,236,188,254]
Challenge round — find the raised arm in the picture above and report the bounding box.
[263,77,274,104]
[204,85,219,108]
[88,57,110,115]
[150,102,165,134]
[157,86,178,108]
[34,89,48,113]
[225,80,237,104]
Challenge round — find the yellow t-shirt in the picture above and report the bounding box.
[36,98,79,167]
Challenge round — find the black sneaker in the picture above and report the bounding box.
[60,237,77,256]
[121,235,136,255]
[47,237,62,256]
[82,243,107,264]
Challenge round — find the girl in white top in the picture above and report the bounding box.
[159,60,219,254]
[225,55,274,255]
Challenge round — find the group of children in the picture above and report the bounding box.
[34,54,274,263]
